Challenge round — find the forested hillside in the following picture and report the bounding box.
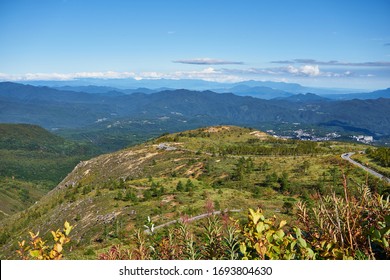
[0,124,98,218]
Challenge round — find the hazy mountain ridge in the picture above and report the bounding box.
[322,88,390,100]
[24,78,366,96]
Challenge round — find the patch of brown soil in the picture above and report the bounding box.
[249,130,269,140]
[185,162,204,178]
[161,194,175,203]
[204,126,231,133]
[173,164,186,171]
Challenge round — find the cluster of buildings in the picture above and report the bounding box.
[268,127,375,144]
[352,135,374,144]
[269,129,342,142]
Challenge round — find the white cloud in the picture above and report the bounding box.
[272,58,390,67]
[281,64,353,77]
[136,71,165,80]
[285,65,299,75]
[0,71,137,81]
[285,65,320,76]
[173,58,244,65]
[301,65,320,76]
[220,68,279,75]
[172,67,244,82]
[132,67,242,82]
[220,65,355,79]
[0,68,238,82]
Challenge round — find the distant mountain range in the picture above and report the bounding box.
[53,85,172,95]
[23,78,372,96]
[1,82,390,138]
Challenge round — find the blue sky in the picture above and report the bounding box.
[0,0,389,89]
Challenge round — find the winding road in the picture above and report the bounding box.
[341,152,390,183]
